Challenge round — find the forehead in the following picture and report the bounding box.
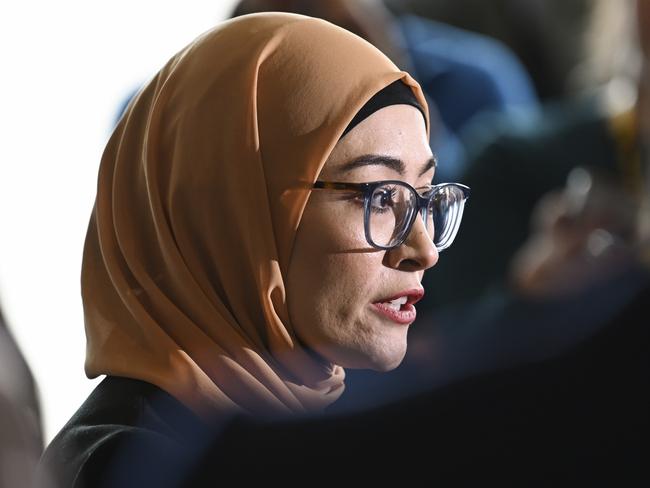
[321,104,432,179]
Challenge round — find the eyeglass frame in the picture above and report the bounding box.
[311,179,471,251]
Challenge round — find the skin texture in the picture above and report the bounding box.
[286,104,438,371]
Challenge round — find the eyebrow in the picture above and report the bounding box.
[337,154,437,177]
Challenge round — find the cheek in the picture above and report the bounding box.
[292,198,368,266]
[290,216,380,316]
[287,201,383,344]
[314,200,367,252]
[315,253,381,316]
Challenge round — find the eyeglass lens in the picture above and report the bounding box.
[367,183,466,250]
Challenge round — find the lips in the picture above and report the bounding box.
[372,288,424,325]
[375,288,425,306]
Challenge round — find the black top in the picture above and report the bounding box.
[40,278,649,487]
[38,375,215,488]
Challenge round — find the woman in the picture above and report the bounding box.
[39,12,469,486]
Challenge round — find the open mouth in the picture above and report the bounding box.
[381,295,409,311]
[371,289,423,325]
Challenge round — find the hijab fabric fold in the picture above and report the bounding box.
[82,12,429,421]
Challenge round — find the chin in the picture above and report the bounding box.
[338,343,407,372]
[368,351,406,372]
[367,329,409,372]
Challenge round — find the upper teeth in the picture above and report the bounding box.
[387,296,408,308]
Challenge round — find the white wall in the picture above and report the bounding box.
[0,0,239,443]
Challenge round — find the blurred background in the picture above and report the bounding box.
[1,2,647,480]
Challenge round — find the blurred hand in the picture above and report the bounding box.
[509,167,638,298]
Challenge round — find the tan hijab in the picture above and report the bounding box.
[82,12,429,421]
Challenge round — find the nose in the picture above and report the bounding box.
[384,213,439,271]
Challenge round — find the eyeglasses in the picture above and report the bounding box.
[312,180,470,251]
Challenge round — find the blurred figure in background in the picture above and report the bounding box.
[231,0,539,181]
[0,306,46,488]
[426,0,645,308]
[509,168,639,299]
[389,0,594,101]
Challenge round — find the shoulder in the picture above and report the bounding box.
[39,376,205,488]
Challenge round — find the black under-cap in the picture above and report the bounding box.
[340,80,427,139]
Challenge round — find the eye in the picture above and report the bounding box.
[418,184,434,196]
[370,186,397,214]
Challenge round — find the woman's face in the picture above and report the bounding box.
[287,104,438,371]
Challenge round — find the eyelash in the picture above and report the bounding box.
[340,183,434,213]
[369,186,398,214]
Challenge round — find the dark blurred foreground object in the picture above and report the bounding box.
[0,308,46,488]
[39,279,648,486]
